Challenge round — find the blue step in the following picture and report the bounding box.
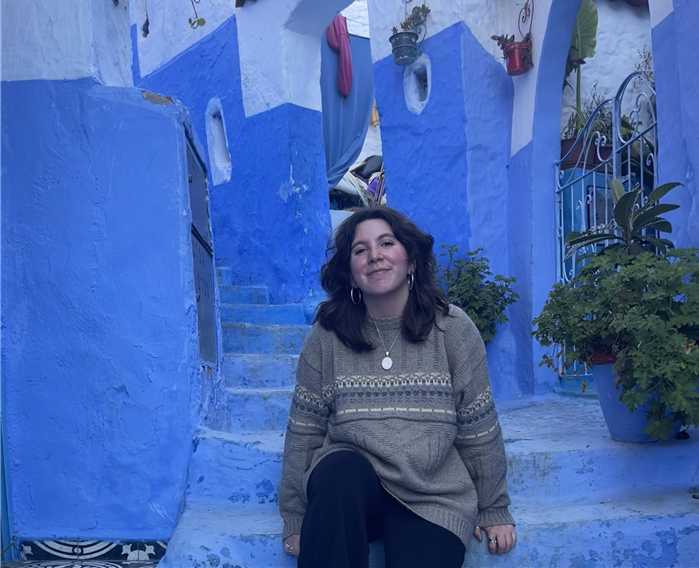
[222,354,299,388]
[165,397,699,568]
[222,323,309,355]
[219,285,270,305]
[217,266,232,286]
[225,387,293,432]
[158,489,699,568]
[220,303,306,325]
[189,398,699,504]
[188,430,284,507]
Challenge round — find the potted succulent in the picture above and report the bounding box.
[491,33,533,76]
[437,246,518,345]
[533,180,699,442]
[389,4,430,67]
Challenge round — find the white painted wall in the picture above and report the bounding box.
[560,0,653,136]
[343,0,369,38]
[511,0,554,155]
[131,0,237,78]
[366,0,514,64]
[1,0,131,86]
[649,0,674,28]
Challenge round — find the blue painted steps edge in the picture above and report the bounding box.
[221,322,310,355]
[221,354,299,388]
[220,303,305,325]
[219,286,270,305]
[158,489,699,568]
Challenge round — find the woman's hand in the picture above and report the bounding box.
[283,535,300,557]
[473,524,516,555]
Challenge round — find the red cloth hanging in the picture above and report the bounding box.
[326,14,353,98]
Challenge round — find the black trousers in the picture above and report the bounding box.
[298,450,466,568]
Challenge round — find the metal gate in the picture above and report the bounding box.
[554,71,657,391]
[187,139,217,364]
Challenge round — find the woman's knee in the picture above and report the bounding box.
[307,451,378,500]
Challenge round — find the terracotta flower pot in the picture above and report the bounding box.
[560,138,613,170]
[504,42,532,76]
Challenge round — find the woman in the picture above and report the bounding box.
[279,207,516,568]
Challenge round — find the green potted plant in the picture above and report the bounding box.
[560,0,601,166]
[533,179,699,442]
[437,246,518,345]
[491,33,533,76]
[389,4,430,67]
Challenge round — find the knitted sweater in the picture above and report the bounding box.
[278,305,514,547]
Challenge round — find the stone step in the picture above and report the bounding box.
[222,354,299,388]
[219,285,270,305]
[188,430,284,507]
[225,387,293,432]
[220,303,306,325]
[216,266,232,286]
[222,322,310,354]
[158,487,699,568]
[191,396,699,505]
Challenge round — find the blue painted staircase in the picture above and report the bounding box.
[159,268,699,568]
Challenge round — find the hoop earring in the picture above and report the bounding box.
[408,273,415,291]
[350,286,362,305]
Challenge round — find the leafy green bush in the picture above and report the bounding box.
[437,245,518,345]
[533,248,699,440]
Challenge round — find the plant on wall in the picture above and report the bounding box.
[491,0,534,76]
[437,246,518,345]
[188,0,206,28]
[389,4,431,67]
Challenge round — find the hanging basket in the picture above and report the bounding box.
[389,31,419,66]
[504,42,533,76]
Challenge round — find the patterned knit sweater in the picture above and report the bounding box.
[278,305,514,547]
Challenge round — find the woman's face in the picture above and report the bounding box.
[349,219,413,307]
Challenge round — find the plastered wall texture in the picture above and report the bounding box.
[137,16,330,317]
[652,0,699,250]
[374,23,526,398]
[1,77,198,539]
[1,0,132,87]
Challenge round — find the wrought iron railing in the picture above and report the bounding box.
[553,71,657,392]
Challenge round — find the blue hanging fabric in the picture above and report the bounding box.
[321,26,375,190]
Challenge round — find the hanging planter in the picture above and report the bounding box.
[389,4,430,67]
[503,39,533,76]
[389,31,419,66]
[491,0,534,76]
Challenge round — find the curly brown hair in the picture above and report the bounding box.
[316,207,449,351]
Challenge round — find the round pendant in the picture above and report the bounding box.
[381,356,393,370]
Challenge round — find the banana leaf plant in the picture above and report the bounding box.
[564,178,681,262]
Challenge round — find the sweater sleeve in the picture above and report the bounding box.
[278,325,330,539]
[446,307,515,529]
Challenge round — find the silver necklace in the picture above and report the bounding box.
[370,313,402,370]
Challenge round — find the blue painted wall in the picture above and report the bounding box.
[1,78,197,539]
[375,23,525,397]
[137,17,330,315]
[652,0,699,248]
[527,0,583,393]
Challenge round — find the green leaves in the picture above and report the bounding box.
[564,178,682,262]
[437,246,518,345]
[535,247,699,440]
[571,0,598,62]
[189,17,206,28]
